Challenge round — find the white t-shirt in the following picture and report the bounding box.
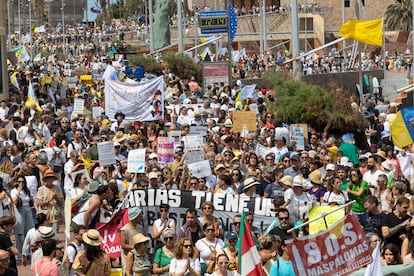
[284,188,313,207]
[66,242,85,276]
[322,191,349,205]
[195,238,225,264]
[169,258,201,275]
[153,218,176,242]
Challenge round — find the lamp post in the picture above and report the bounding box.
[61,0,65,55]
[18,0,21,40]
[28,0,31,59]
[7,0,11,49]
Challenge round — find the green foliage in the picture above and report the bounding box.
[128,55,163,75]
[266,74,368,135]
[163,52,202,83]
[385,0,412,32]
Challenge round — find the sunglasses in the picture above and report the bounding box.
[228,239,237,243]
[279,217,289,221]
[56,247,63,251]
[183,244,193,248]
[17,180,25,183]
[160,209,168,213]
[164,236,174,241]
[233,222,240,226]
[0,257,10,262]
[206,228,215,232]
[218,261,229,266]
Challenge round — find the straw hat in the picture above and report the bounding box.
[309,170,322,185]
[82,229,102,247]
[279,175,293,187]
[112,131,127,143]
[132,233,150,246]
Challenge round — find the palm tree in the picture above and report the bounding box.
[384,0,412,33]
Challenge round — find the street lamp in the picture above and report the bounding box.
[61,0,65,55]
[28,0,31,59]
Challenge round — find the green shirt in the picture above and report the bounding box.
[342,180,369,212]
[153,247,174,269]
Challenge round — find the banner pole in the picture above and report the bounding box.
[287,200,356,233]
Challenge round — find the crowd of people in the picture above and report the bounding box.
[2,16,414,276]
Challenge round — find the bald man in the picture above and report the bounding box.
[0,249,16,276]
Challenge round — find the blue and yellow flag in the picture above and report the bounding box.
[340,18,383,46]
[10,72,19,90]
[390,107,414,148]
[25,82,42,112]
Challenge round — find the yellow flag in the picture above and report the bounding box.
[340,18,383,46]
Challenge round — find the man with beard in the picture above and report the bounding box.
[363,156,384,193]
[269,208,297,241]
[382,197,411,248]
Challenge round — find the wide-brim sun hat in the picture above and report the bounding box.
[82,229,102,246]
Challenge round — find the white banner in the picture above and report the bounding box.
[105,76,164,121]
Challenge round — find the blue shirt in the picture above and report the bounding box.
[270,257,295,276]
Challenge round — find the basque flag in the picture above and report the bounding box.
[236,211,264,276]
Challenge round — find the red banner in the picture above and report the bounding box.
[97,209,128,258]
[286,214,372,276]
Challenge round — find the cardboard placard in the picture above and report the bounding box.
[92,106,102,119]
[73,98,85,115]
[157,137,175,163]
[186,150,205,164]
[233,111,257,133]
[290,123,308,150]
[183,135,204,150]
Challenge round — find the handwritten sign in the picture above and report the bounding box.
[188,160,212,178]
[127,149,146,173]
[92,106,102,119]
[169,131,182,146]
[157,137,175,163]
[97,141,116,166]
[186,150,205,164]
[233,111,256,133]
[255,143,272,158]
[73,98,85,116]
[290,125,305,150]
[183,135,203,150]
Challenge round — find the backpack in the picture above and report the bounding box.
[67,243,77,270]
[71,193,90,215]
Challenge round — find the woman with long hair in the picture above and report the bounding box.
[382,243,402,266]
[11,174,35,261]
[231,168,244,194]
[322,177,349,206]
[344,168,369,219]
[73,229,111,275]
[153,228,177,275]
[68,173,89,205]
[195,222,225,274]
[215,174,236,195]
[199,202,224,239]
[401,221,414,262]
[169,238,201,276]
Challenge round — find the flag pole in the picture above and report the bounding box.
[287,200,356,233]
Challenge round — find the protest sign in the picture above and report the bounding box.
[73,98,85,116]
[97,141,116,166]
[287,214,372,276]
[308,205,345,235]
[290,125,305,150]
[105,76,164,121]
[99,189,276,257]
[92,106,102,118]
[291,124,308,148]
[255,143,272,158]
[157,137,174,163]
[168,131,181,146]
[187,160,212,178]
[186,150,205,164]
[249,103,259,114]
[183,135,203,150]
[97,209,127,258]
[127,149,146,173]
[60,85,67,99]
[190,126,207,137]
[233,111,257,133]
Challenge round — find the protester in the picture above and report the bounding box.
[0,249,17,276]
[170,238,201,276]
[152,204,176,249]
[0,216,18,273]
[72,229,111,276]
[125,233,151,276]
[195,222,225,274]
[31,239,60,276]
[152,228,176,275]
